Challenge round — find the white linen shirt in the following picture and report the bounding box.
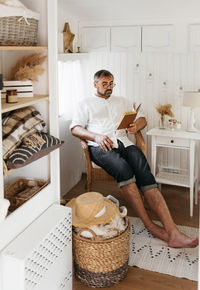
[70,95,144,148]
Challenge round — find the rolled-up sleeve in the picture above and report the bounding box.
[69,101,88,131]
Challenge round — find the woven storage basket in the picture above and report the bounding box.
[0,16,38,46]
[73,216,130,288]
[4,178,48,211]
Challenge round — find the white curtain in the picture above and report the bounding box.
[58,59,87,118]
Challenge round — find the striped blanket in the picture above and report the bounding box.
[2,106,45,159]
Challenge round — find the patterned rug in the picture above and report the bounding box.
[128,217,199,281]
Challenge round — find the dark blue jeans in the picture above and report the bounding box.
[89,140,157,193]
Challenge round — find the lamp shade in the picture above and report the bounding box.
[183,91,200,107]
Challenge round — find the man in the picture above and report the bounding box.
[70,69,198,248]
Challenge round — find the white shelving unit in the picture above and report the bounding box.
[155,171,190,187]
[58,52,89,61]
[0,1,72,289]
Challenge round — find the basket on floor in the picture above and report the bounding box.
[0,16,38,46]
[73,216,130,288]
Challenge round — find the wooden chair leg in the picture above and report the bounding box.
[87,173,92,191]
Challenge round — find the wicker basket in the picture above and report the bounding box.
[0,16,38,46]
[73,216,130,288]
[4,178,48,211]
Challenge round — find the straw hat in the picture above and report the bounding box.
[66,192,120,228]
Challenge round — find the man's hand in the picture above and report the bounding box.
[94,134,114,151]
[126,123,138,134]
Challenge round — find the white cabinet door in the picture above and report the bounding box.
[111,26,141,52]
[189,24,200,52]
[142,25,174,52]
[81,27,110,52]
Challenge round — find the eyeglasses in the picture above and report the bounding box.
[97,82,116,89]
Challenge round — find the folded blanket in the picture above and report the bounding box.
[2,106,45,159]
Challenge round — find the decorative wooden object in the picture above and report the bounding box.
[63,23,75,53]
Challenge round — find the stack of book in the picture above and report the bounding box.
[2,80,33,98]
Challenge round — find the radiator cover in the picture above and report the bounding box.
[2,204,72,290]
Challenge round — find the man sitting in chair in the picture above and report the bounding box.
[70,69,198,248]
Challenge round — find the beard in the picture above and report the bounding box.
[97,89,112,98]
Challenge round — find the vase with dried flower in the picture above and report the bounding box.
[156,104,174,129]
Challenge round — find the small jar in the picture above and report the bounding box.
[6,90,18,103]
[176,121,182,130]
[168,119,177,130]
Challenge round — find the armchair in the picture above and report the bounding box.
[80,131,146,191]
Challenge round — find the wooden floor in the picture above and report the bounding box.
[64,175,199,290]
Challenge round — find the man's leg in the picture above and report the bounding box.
[89,143,163,238]
[121,183,169,242]
[144,187,198,248]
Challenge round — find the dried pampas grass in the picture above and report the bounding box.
[156,104,174,118]
[156,104,174,128]
[11,53,47,81]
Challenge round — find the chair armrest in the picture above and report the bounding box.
[80,139,92,169]
[80,139,88,150]
[135,131,147,155]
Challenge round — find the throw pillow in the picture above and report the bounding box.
[2,106,45,159]
[6,132,64,169]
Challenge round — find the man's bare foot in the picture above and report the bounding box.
[145,222,198,248]
[168,230,199,248]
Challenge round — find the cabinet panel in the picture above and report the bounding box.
[81,27,110,52]
[189,24,200,52]
[111,26,141,52]
[156,136,190,148]
[142,25,174,51]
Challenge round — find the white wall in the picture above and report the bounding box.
[60,0,200,21]
[59,117,84,195]
[21,0,48,45]
[58,0,79,53]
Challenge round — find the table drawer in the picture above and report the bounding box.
[156,136,190,147]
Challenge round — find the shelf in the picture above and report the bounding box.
[4,168,16,177]
[0,46,48,51]
[1,95,49,113]
[58,52,89,61]
[155,171,190,187]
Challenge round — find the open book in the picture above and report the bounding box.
[117,110,137,130]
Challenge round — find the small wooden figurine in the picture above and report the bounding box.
[63,23,75,53]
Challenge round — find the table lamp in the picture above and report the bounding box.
[183,91,200,132]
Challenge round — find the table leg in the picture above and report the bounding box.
[195,141,199,205]
[189,141,195,217]
[151,136,157,176]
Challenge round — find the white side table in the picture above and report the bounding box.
[147,128,200,217]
